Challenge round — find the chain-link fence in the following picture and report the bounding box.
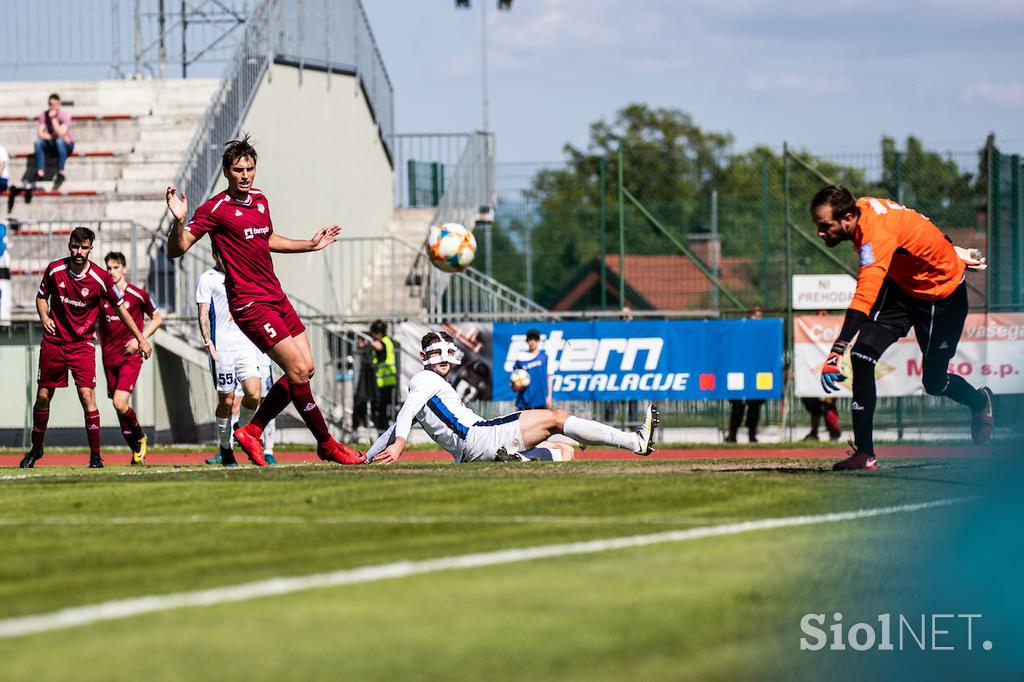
[480,140,1022,439]
[989,150,1023,311]
[487,143,996,316]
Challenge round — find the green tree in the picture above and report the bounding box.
[508,104,734,308]
[880,135,975,227]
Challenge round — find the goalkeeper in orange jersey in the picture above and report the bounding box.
[810,185,993,471]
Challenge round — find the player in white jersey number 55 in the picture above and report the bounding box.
[367,331,660,464]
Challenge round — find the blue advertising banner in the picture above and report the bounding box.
[493,320,783,401]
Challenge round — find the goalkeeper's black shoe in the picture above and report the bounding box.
[19,448,43,468]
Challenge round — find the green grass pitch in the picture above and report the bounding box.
[0,458,995,680]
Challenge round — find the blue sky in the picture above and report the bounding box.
[363,0,1024,162]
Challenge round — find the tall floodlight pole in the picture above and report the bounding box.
[456,1,513,134]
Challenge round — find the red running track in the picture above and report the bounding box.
[0,445,990,468]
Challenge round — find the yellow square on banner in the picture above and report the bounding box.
[756,372,773,390]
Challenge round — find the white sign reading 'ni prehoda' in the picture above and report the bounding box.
[793,313,1024,397]
[792,274,857,310]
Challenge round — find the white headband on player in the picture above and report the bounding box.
[422,340,462,367]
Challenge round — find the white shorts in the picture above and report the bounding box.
[461,413,525,463]
[212,347,264,394]
[234,356,274,397]
[365,413,526,464]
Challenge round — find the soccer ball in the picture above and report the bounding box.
[427,223,477,273]
[510,368,531,392]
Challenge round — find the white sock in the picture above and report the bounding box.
[237,404,257,428]
[563,415,636,451]
[216,417,232,449]
[262,418,276,455]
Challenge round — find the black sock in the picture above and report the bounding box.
[850,348,878,456]
[939,374,986,411]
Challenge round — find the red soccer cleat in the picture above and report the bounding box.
[234,423,268,466]
[317,438,366,465]
[832,442,877,471]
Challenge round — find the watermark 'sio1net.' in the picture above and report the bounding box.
[800,613,992,652]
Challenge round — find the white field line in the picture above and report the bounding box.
[0,514,741,527]
[0,497,967,640]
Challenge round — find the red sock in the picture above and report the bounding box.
[250,376,290,431]
[85,410,101,458]
[825,410,841,437]
[118,407,143,446]
[289,381,331,444]
[31,408,49,450]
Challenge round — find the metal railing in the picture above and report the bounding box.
[397,133,505,314]
[164,0,275,238]
[390,133,476,209]
[5,219,152,312]
[332,235,543,321]
[1,0,250,79]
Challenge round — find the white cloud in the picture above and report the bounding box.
[486,0,754,76]
[961,83,1024,107]
[746,75,853,97]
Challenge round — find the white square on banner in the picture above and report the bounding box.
[727,372,744,390]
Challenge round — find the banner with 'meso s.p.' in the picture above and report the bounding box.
[492,320,783,401]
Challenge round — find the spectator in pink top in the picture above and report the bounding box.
[34,93,75,189]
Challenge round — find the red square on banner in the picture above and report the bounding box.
[699,373,716,390]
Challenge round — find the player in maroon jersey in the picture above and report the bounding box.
[165,135,364,466]
[20,227,153,469]
[99,251,163,465]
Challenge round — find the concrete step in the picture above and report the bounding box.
[3,142,135,157]
[136,127,202,146]
[119,163,182,181]
[0,79,219,110]
[104,199,172,226]
[4,195,164,222]
[2,180,117,194]
[0,119,141,145]
[5,158,127,182]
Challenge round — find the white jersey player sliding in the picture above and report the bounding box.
[367,331,659,464]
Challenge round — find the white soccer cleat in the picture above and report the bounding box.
[634,404,660,456]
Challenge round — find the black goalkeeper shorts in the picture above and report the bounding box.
[857,277,968,359]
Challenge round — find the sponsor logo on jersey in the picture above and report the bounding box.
[243,226,271,240]
[59,295,89,308]
[859,243,875,267]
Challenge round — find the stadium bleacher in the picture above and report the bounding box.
[0,79,218,314]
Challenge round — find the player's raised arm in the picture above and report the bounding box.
[269,225,341,253]
[165,185,201,258]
